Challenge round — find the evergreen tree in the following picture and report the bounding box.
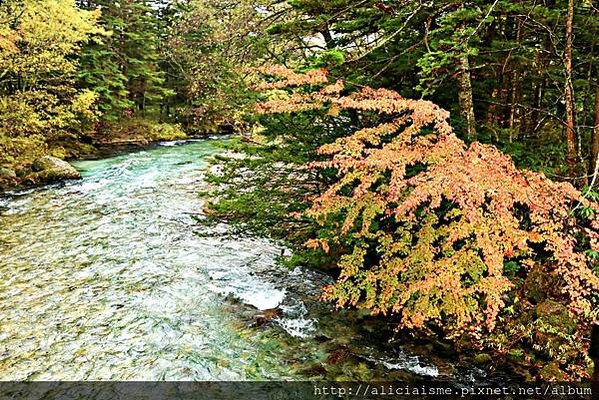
[78,0,171,120]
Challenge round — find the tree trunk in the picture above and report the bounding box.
[564,0,580,182]
[321,23,334,50]
[530,35,552,137]
[508,17,523,142]
[589,82,599,189]
[529,79,545,136]
[485,88,499,125]
[457,54,477,141]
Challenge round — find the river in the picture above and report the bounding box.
[0,139,488,383]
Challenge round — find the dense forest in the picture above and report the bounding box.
[1,0,598,382]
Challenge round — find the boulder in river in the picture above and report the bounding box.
[29,156,81,183]
[0,166,18,187]
[0,166,17,181]
[473,353,493,365]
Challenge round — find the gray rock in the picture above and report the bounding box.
[31,156,80,182]
[0,167,17,180]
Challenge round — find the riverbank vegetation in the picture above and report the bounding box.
[1,0,598,382]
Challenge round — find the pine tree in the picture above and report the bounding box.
[77,4,133,120]
[78,0,171,120]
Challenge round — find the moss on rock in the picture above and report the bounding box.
[474,353,493,365]
[29,156,81,183]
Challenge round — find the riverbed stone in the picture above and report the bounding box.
[326,347,351,365]
[251,307,282,327]
[0,167,18,188]
[30,156,81,182]
[0,167,16,180]
[538,361,566,381]
[432,340,454,356]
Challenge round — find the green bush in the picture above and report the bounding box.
[0,134,47,169]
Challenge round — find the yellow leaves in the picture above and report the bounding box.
[1,86,99,145]
[0,95,46,137]
[71,89,99,120]
[337,246,367,282]
[0,28,19,56]
[327,104,340,117]
[0,0,102,82]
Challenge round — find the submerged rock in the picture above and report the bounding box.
[29,156,81,183]
[326,347,352,365]
[538,361,566,381]
[251,307,283,327]
[473,353,493,365]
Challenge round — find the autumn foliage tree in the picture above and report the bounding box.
[255,65,599,379]
[0,0,102,168]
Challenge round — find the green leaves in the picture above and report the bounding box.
[0,0,102,168]
[78,0,169,120]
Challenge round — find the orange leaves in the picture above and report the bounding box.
[254,65,599,335]
[254,65,328,90]
[255,93,323,115]
[305,238,330,253]
[321,80,345,95]
[0,29,19,55]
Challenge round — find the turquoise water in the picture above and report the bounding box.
[0,140,446,381]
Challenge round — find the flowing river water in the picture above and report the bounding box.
[0,139,492,383]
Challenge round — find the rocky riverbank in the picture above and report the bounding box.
[0,117,195,192]
[0,136,198,193]
[0,156,79,190]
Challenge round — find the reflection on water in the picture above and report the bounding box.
[0,140,442,381]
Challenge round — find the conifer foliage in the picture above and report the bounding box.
[256,66,599,342]
[77,0,171,119]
